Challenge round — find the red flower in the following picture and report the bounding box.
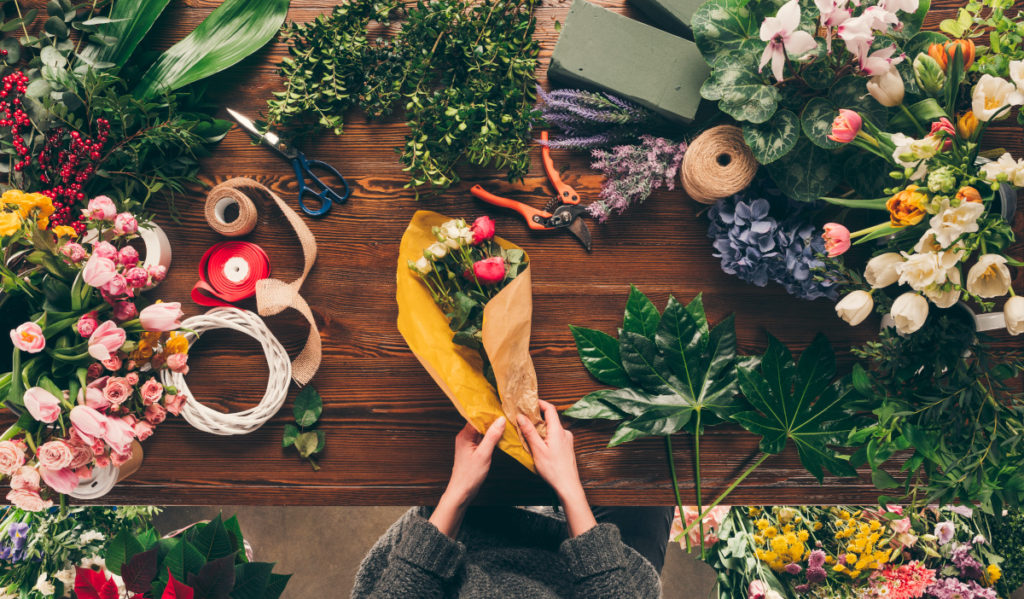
[929,117,956,151]
[472,257,506,284]
[75,567,119,599]
[470,216,495,245]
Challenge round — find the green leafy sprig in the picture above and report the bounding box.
[283,386,326,471]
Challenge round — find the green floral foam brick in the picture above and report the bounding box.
[549,0,709,124]
[628,0,704,39]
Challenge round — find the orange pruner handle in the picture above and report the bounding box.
[470,185,552,230]
[540,131,580,205]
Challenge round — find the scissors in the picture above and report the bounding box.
[226,108,351,217]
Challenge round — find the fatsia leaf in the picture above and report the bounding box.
[732,334,858,482]
[133,0,289,100]
[79,0,171,67]
[619,331,680,395]
[569,325,630,387]
[623,285,660,339]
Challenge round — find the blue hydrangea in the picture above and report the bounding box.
[708,186,837,302]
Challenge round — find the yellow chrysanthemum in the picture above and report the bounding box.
[986,563,1001,585]
[53,225,77,238]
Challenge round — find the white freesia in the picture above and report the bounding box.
[896,252,947,290]
[1010,59,1024,94]
[55,567,76,587]
[866,65,905,106]
[413,256,432,274]
[966,254,1012,298]
[927,200,984,248]
[425,242,448,260]
[980,152,1024,186]
[835,290,874,325]
[890,292,929,334]
[890,133,928,180]
[972,74,1024,121]
[33,574,55,597]
[924,268,961,308]
[1005,295,1024,335]
[864,252,903,288]
[79,530,105,545]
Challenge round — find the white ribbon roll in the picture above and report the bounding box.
[68,464,119,500]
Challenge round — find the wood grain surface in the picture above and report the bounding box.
[40,0,1024,505]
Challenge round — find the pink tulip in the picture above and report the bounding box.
[139,302,183,332]
[70,405,107,445]
[87,321,126,361]
[929,117,956,151]
[103,417,135,455]
[40,467,78,494]
[82,196,116,221]
[827,109,862,143]
[9,322,45,353]
[113,212,138,236]
[81,254,117,288]
[471,257,506,285]
[23,387,61,423]
[822,223,852,257]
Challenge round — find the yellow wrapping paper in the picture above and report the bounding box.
[397,210,545,472]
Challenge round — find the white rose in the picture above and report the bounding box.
[413,256,432,274]
[896,252,946,291]
[1005,295,1024,335]
[1011,59,1024,93]
[928,200,984,248]
[835,290,874,326]
[439,219,472,248]
[890,133,928,181]
[33,574,55,597]
[966,254,1012,298]
[891,292,929,334]
[864,252,903,288]
[972,74,1024,121]
[924,267,961,309]
[425,242,447,260]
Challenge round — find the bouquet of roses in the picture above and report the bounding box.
[1,192,189,509]
[397,211,545,471]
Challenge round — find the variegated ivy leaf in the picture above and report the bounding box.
[701,63,780,124]
[742,109,799,164]
[691,0,759,59]
[800,97,841,150]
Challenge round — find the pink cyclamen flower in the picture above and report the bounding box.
[76,312,99,338]
[813,0,850,52]
[6,489,51,512]
[165,353,189,374]
[470,216,496,245]
[83,196,117,221]
[36,441,74,470]
[823,223,852,257]
[113,212,137,236]
[102,378,132,407]
[81,254,117,288]
[70,405,107,445]
[102,274,129,298]
[0,441,26,476]
[87,321,126,361]
[60,242,87,263]
[40,467,78,494]
[139,302,183,332]
[140,379,164,405]
[24,387,62,423]
[758,0,818,82]
[9,322,45,353]
[124,267,149,288]
[472,257,507,285]
[118,245,139,268]
[861,44,904,76]
[837,14,875,62]
[929,117,956,151]
[112,301,137,322]
[828,109,862,143]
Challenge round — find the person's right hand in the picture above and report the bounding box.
[518,400,584,500]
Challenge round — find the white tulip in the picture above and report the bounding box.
[1010,59,1024,94]
[1005,295,1024,335]
[414,256,432,274]
[928,200,984,248]
[896,252,947,291]
[867,66,905,107]
[966,254,1012,298]
[924,268,961,309]
[864,252,903,288]
[426,242,448,260]
[835,290,874,326]
[972,74,1024,121]
[890,292,929,334]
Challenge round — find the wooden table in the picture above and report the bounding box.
[77,0,1023,505]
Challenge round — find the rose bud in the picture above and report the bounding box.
[470,216,496,245]
[472,257,507,285]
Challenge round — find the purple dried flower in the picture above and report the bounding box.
[951,542,985,580]
[587,135,686,221]
[808,549,826,569]
[537,86,666,149]
[924,577,997,599]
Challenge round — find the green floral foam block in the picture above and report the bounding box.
[628,0,704,39]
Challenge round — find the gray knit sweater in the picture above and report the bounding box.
[351,506,661,598]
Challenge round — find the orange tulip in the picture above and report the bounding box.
[929,39,976,71]
[957,111,978,138]
[886,185,928,227]
[956,186,982,204]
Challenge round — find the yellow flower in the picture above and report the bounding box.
[765,526,778,538]
[755,519,770,530]
[813,521,823,531]
[0,211,20,236]
[886,185,928,227]
[53,225,77,238]
[957,111,978,138]
[797,530,809,542]
[986,563,1001,585]
[165,333,189,355]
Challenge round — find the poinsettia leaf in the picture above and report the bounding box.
[162,572,195,599]
[744,109,800,163]
[230,562,274,599]
[569,325,630,387]
[122,548,159,593]
[106,528,145,576]
[187,553,236,599]
[75,567,119,599]
[193,514,234,562]
[163,540,205,582]
[622,285,660,339]
[262,574,291,599]
[223,517,247,563]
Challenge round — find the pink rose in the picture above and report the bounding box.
[164,393,186,416]
[67,443,93,470]
[112,301,137,321]
[103,417,135,455]
[110,447,134,467]
[9,322,45,353]
[124,267,148,288]
[102,354,122,371]
[102,378,132,407]
[10,466,40,491]
[0,441,26,475]
[87,321,126,361]
[83,196,117,221]
[140,379,164,405]
[61,242,87,263]
[134,419,156,441]
[113,212,138,236]
[93,454,110,468]
[92,241,117,260]
[165,353,189,374]
[6,489,51,512]
[40,467,78,494]
[36,440,74,470]
[471,257,506,285]
[102,274,129,298]
[822,223,851,258]
[118,245,139,268]
[82,254,117,288]
[125,372,139,386]
[24,387,62,423]
[76,312,99,338]
[70,405,107,444]
[147,264,167,283]
[144,403,166,425]
[139,302,183,332]
[86,362,104,380]
[470,216,495,245]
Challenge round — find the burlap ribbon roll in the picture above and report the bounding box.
[681,125,758,204]
[204,178,321,386]
[204,186,260,236]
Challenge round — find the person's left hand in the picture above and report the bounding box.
[444,417,506,503]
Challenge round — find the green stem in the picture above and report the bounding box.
[899,103,928,136]
[680,453,771,539]
[665,435,689,553]
[0,425,23,442]
[694,412,705,561]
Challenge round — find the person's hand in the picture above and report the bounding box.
[444,417,506,504]
[517,400,584,501]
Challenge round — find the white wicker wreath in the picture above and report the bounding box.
[68,463,119,500]
[160,307,292,436]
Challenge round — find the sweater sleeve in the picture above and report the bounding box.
[367,514,466,599]
[560,523,659,599]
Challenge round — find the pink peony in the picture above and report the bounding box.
[102,378,132,407]
[102,354,122,371]
[10,322,45,353]
[10,466,40,491]
[164,393,186,416]
[103,417,135,455]
[70,405,107,444]
[144,403,166,425]
[0,440,26,475]
[828,109,863,143]
[470,216,496,245]
[87,321,126,361]
[165,353,189,374]
[81,254,117,288]
[822,223,851,257]
[139,302,183,332]
[112,301,137,321]
[471,257,506,285]
[124,267,149,288]
[133,419,156,441]
[102,273,129,298]
[140,379,164,405]
[24,387,62,423]
[125,372,139,386]
[147,264,167,283]
[6,489,51,512]
[92,241,117,260]
[61,242,87,263]
[36,440,74,470]
[82,196,116,221]
[76,312,99,338]
[40,467,78,494]
[113,212,137,236]
[118,245,139,268]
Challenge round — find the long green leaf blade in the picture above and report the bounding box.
[79,0,171,67]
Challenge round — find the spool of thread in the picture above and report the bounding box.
[680,125,758,205]
[204,185,260,237]
[191,241,271,307]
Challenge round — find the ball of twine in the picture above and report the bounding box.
[681,125,758,205]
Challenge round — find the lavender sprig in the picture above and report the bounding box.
[586,135,687,222]
[537,86,666,149]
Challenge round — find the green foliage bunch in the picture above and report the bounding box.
[266,0,542,192]
[985,509,1024,595]
[940,0,1024,82]
[283,386,326,471]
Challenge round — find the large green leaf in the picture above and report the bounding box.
[766,138,840,201]
[623,284,660,339]
[691,0,760,58]
[133,0,289,100]
[732,333,858,482]
[162,539,206,582]
[79,0,171,67]
[743,109,800,164]
[105,528,145,576]
[800,97,842,150]
[192,515,235,562]
[896,0,931,39]
[701,61,780,124]
[569,325,631,387]
[231,562,275,599]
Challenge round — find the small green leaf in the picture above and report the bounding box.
[743,108,800,164]
[44,15,68,39]
[871,468,901,489]
[292,385,322,428]
[623,285,660,339]
[295,431,321,458]
[282,423,299,448]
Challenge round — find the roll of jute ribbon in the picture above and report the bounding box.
[204,184,260,237]
[681,125,759,205]
[191,241,271,307]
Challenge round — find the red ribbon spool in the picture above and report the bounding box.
[192,241,271,308]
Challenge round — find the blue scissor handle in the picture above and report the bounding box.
[292,152,351,217]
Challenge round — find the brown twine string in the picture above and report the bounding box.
[681,125,758,205]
